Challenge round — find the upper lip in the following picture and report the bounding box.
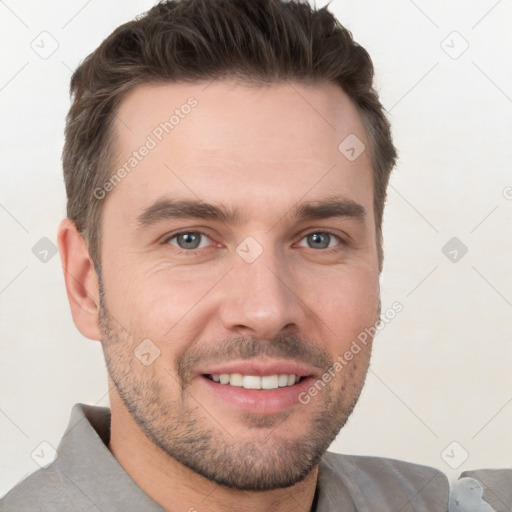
[196,358,318,378]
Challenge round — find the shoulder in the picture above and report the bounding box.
[318,451,449,511]
[0,464,70,512]
[323,450,448,480]
[0,403,108,512]
[455,467,512,511]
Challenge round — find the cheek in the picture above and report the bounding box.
[314,266,380,349]
[109,265,222,347]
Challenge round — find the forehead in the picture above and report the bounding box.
[106,79,373,224]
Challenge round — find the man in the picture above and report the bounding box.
[0,0,457,510]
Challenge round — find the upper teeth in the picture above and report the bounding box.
[210,374,299,390]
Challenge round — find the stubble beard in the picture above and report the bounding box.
[98,295,371,491]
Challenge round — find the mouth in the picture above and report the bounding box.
[205,373,304,390]
[195,361,316,415]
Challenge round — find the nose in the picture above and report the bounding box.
[218,245,305,340]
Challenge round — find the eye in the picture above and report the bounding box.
[166,231,213,251]
[163,229,345,254]
[297,231,343,250]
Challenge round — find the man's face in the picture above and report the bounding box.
[98,79,380,490]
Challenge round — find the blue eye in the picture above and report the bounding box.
[167,231,211,251]
[164,229,344,254]
[298,232,342,250]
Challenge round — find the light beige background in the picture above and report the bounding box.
[1,0,511,496]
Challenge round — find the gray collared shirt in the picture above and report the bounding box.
[1,403,453,511]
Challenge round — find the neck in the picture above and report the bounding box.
[108,392,318,512]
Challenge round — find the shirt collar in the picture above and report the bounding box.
[55,403,166,511]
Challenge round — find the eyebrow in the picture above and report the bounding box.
[136,195,366,228]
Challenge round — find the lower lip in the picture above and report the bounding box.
[198,375,313,415]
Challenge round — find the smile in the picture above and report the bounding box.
[206,373,302,389]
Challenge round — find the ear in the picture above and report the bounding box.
[377,273,383,319]
[58,219,102,341]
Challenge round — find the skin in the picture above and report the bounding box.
[58,79,381,512]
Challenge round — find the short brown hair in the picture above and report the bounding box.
[63,0,397,272]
